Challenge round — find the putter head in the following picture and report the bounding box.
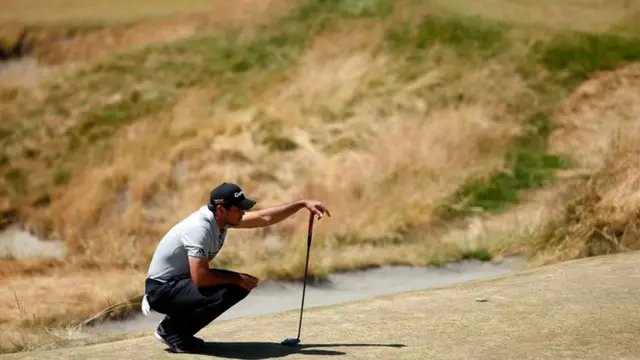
[281,337,300,347]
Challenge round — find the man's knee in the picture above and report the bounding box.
[227,284,251,302]
[198,284,249,303]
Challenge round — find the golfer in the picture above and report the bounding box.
[142,182,330,353]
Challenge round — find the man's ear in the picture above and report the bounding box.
[210,204,222,217]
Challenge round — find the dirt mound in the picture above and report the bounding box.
[548,62,640,170]
[533,131,640,265]
[533,63,640,265]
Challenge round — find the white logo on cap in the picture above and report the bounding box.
[234,191,243,198]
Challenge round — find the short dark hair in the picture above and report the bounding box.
[207,201,233,213]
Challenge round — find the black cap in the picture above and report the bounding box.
[209,182,256,211]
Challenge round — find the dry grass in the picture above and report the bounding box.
[548,63,640,170]
[429,0,640,34]
[530,63,640,265]
[0,58,58,89]
[0,258,65,278]
[1,270,143,327]
[437,185,575,262]
[0,0,297,68]
[0,0,214,25]
[530,131,640,265]
[35,0,297,65]
[0,269,144,353]
[43,21,527,275]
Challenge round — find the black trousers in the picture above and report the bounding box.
[144,269,250,338]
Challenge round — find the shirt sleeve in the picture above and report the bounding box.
[181,226,213,259]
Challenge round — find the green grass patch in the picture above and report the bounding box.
[0,128,12,141]
[461,248,493,262]
[53,168,72,186]
[263,135,299,152]
[539,31,640,87]
[4,167,27,195]
[387,14,508,57]
[438,112,573,219]
[428,255,449,267]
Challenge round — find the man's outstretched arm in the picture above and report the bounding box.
[235,199,330,229]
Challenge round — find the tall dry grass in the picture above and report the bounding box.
[1,271,143,328]
[531,129,640,265]
[530,63,640,265]
[0,270,144,353]
[45,21,528,277]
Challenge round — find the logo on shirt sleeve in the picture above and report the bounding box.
[194,248,206,258]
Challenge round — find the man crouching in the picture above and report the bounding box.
[142,182,330,353]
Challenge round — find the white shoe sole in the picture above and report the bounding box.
[154,331,171,347]
[155,330,202,353]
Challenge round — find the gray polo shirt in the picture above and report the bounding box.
[147,205,227,282]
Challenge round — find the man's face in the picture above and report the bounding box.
[221,205,245,226]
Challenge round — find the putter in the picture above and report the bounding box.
[281,212,315,347]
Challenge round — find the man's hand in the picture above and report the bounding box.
[303,200,331,219]
[238,273,259,290]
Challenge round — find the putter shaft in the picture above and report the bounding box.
[296,213,314,340]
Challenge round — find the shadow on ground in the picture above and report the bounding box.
[178,342,407,359]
